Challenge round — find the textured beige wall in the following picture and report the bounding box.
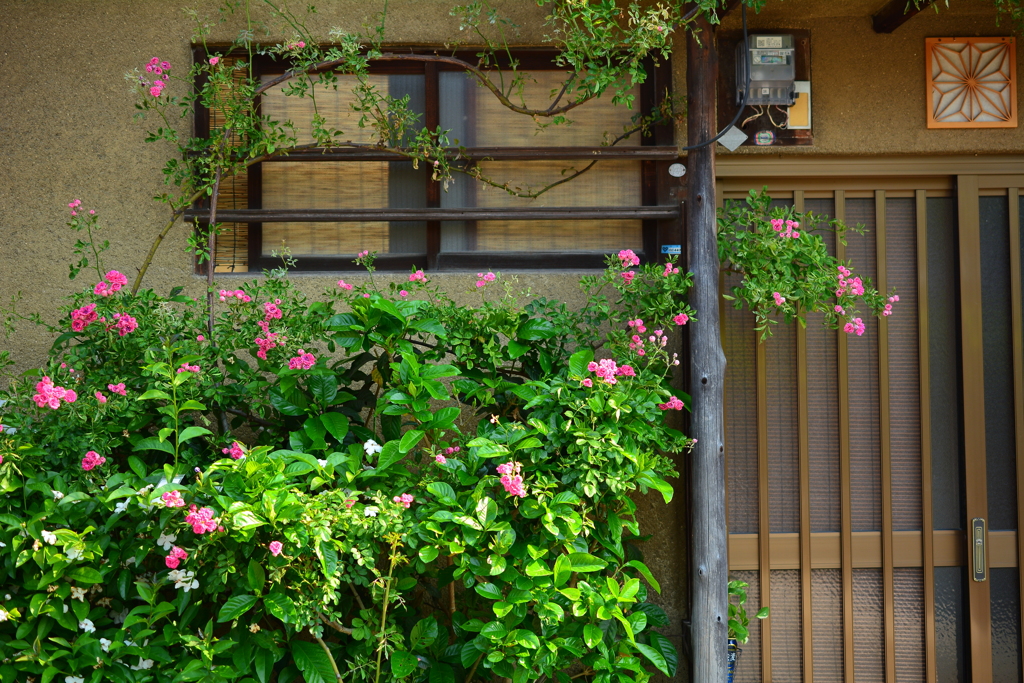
[717,0,1021,155]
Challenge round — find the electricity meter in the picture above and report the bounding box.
[736,34,796,106]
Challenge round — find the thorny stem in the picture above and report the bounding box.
[373,539,401,683]
[315,635,344,682]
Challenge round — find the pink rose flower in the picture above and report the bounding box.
[269,541,283,556]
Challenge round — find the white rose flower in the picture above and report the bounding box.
[0,608,9,622]
[0,541,7,548]
[114,501,129,513]
[363,439,383,457]
[99,638,111,652]
[156,532,177,551]
[317,459,328,467]
[52,490,64,500]
[364,506,379,518]
[66,547,83,562]
[171,570,199,592]
[65,677,85,683]
[78,618,96,633]
[41,530,57,545]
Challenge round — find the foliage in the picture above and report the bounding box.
[0,251,693,683]
[726,581,768,645]
[717,189,895,340]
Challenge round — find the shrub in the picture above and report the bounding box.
[0,252,690,683]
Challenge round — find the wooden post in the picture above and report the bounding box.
[687,14,728,683]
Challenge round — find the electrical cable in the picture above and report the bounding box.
[677,3,751,152]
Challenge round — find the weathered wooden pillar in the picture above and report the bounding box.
[687,14,728,683]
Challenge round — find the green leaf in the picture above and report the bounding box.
[583,623,603,648]
[133,437,174,455]
[127,456,148,479]
[375,441,405,473]
[399,429,425,454]
[178,426,212,443]
[391,651,419,678]
[507,339,531,359]
[475,497,498,527]
[291,639,336,683]
[429,662,455,683]
[269,386,308,416]
[308,374,338,405]
[320,412,349,441]
[179,400,207,411]
[218,595,258,622]
[248,560,266,592]
[569,553,608,573]
[137,389,171,401]
[410,616,439,651]
[475,582,503,600]
[254,648,275,683]
[646,631,678,677]
[67,567,104,584]
[635,642,670,677]
[569,348,595,377]
[418,546,439,563]
[263,593,297,623]
[625,560,661,594]
[233,509,267,529]
[517,319,556,340]
[426,482,458,506]
[553,554,572,587]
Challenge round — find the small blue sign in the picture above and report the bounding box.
[661,245,681,254]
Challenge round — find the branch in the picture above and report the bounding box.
[254,53,598,118]
[315,635,344,682]
[320,615,355,635]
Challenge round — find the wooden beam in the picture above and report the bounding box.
[872,0,936,34]
[185,206,680,223]
[687,12,729,683]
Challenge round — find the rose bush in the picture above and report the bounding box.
[0,250,693,683]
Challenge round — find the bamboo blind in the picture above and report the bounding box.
[210,56,251,272]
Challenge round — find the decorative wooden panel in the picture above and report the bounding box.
[926,37,1017,129]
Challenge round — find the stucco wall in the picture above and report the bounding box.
[716,0,1021,155]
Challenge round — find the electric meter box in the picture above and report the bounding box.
[736,34,796,106]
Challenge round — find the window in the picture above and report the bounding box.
[191,49,679,272]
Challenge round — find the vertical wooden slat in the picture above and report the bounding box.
[794,190,814,683]
[876,190,897,683]
[1008,187,1024,666]
[836,190,855,683]
[757,336,772,683]
[916,189,937,683]
[957,175,993,682]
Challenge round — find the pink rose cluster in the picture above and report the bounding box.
[93,270,128,297]
[81,450,106,471]
[628,326,668,357]
[618,249,640,268]
[263,301,283,320]
[71,303,98,332]
[409,269,427,283]
[254,296,287,360]
[108,382,127,396]
[496,461,526,498]
[621,271,635,285]
[771,218,801,239]
[658,396,685,411]
[184,505,219,534]
[835,266,865,298]
[843,318,867,336]
[33,377,77,409]
[662,262,680,277]
[883,294,899,317]
[393,493,415,509]
[162,491,186,508]
[221,441,245,460]
[435,445,460,464]
[208,56,220,66]
[773,292,786,307]
[165,545,188,569]
[286,41,306,50]
[95,391,107,404]
[112,313,138,337]
[145,58,171,97]
[68,199,82,216]
[585,359,635,386]
[475,272,496,288]
[176,362,200,374]
[288,350,316,370]
[219,289,251,303]
[337,279,354,291]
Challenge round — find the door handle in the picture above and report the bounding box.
[972,517,987,582]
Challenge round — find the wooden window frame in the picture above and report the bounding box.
[190,46,680,272]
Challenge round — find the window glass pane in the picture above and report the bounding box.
[991,567,1022,681]
[934,566,967,683]
[439,71,641,147]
